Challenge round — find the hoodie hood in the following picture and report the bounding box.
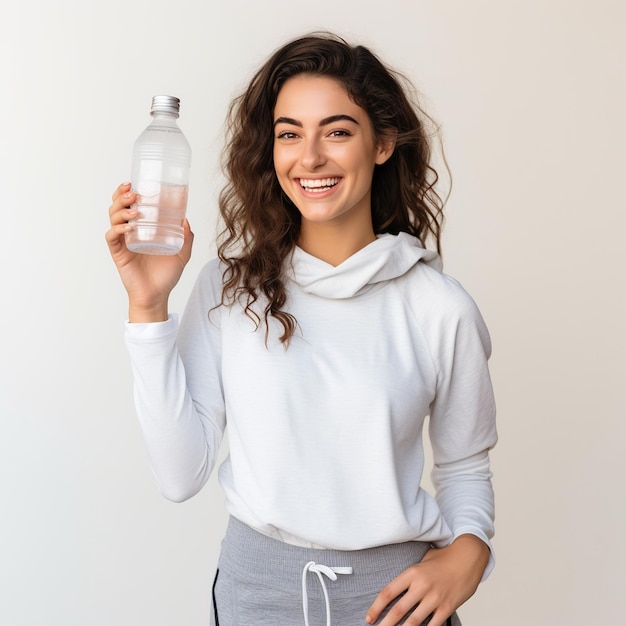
[289,232,442,299]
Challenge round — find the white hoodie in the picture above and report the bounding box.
[125,232,497,575]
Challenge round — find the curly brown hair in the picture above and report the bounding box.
[217,32,446,344]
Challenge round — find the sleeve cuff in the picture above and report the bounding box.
[124,313,179,341]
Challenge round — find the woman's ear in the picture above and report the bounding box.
[375,130,397,165]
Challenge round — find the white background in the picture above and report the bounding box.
[1,1,624,624]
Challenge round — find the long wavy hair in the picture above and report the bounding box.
[217,33,446,344]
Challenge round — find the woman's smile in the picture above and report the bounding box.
[297,177,342,193]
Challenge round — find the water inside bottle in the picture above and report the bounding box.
[126,183,188,255]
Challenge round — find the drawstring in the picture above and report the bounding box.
[301,561,353,626]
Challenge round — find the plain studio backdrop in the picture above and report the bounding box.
[1,1,624,624]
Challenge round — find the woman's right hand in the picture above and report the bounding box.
[105,182,194,322]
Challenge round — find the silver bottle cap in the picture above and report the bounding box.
[150,95,180,116]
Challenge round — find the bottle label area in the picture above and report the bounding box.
[125,183,188,255]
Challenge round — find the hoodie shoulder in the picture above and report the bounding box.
[399,262,492,355]
[405,261,483,315]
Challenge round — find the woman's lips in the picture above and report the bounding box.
[297,177,341,193]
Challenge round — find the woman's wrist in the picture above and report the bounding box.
[449,534,491,570]
[128,301,169,323]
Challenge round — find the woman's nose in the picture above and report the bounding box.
[300,139,326,170]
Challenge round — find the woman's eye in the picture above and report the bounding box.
[276,131,298,140]
[328,129,350,138]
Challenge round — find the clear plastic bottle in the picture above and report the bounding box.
[125,95,192,255]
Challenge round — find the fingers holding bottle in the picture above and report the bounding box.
[105,182,194,321]
[106,182,137,257]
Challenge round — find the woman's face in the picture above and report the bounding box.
[273,74,393,231]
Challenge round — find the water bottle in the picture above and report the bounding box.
[125,95,192,255]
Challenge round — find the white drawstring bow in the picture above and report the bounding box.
[301,560,353,626]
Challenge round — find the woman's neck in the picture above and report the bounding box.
[297,221,376,266]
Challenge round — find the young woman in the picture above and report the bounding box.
[106,33,497,626]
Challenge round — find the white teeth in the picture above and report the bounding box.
[299,177,340,190]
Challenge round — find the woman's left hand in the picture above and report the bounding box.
[365,534,490,625]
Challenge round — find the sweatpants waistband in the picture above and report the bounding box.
[218,516,432,597]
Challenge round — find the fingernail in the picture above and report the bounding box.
[365,617,373,624]
[124,192,133,198]
[122,181,131,187]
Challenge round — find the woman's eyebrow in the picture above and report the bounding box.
[319,114,359,126]
[273,114,359,128]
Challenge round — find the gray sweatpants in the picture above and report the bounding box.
[212,516,462,626]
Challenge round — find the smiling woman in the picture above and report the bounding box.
[273,75,395,264]
[106,32,496,626]
[216,35,446,344]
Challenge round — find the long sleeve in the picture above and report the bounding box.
[426,279,498,578]
[124,260,226,502]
